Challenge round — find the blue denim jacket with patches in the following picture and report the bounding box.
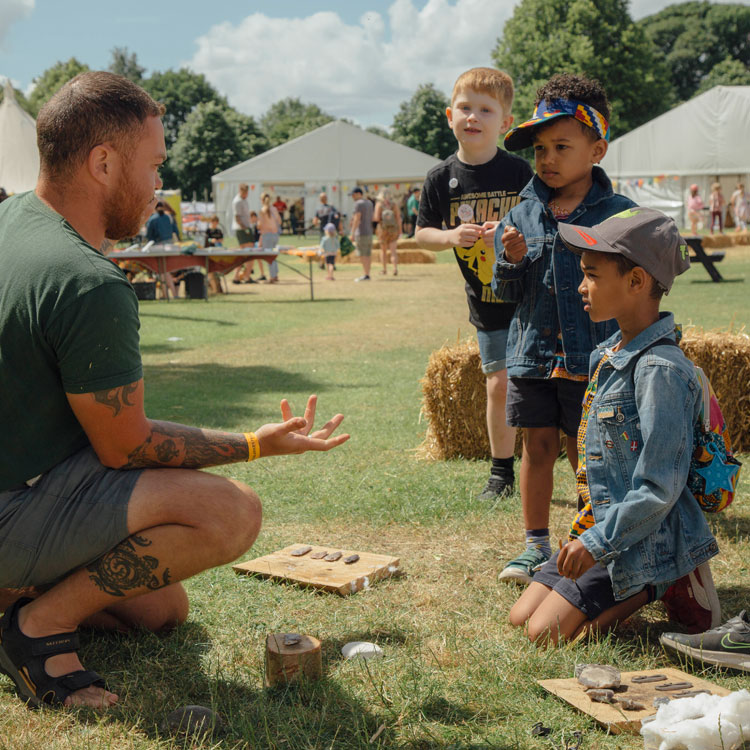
[491,167,635,377]
[578,312,719,600]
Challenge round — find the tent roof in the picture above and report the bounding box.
[601,86,750,179]
[0,80,39,193]
[212,120,441,184]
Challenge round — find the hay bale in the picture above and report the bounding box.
[340,247,435,264]
[417,339,489,460]
[681,330,750,453]
[701,232,750,249]
[416,330,750,462]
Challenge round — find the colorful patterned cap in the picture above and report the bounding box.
[504,97,610,151]
[557,207,690,292]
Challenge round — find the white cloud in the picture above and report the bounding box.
[187,0,514,128]
[0,0,33,47]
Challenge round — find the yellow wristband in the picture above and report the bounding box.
[244,432,260,462]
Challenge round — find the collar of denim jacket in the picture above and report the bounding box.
[598,312,678,371]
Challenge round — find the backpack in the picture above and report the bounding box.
[687,366,741,512]
[380,207,398,232]
[643,339,741,513]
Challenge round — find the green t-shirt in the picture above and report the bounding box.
[0,192,143,490]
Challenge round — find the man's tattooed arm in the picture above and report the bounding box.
[121,420,249,469]
[93,383,138,417]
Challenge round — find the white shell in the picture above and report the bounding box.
[341,641,384,660]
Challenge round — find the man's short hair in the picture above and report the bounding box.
[239,183,249,191]
[36,71,164,182]
[534,73,610,141]
[451,67,514,111]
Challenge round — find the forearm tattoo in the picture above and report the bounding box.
[86,535,170,597]
[92,383,138,417]
[122,421,249,469]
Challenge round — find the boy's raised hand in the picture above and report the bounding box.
[255,395,349,457]
[557,539,596,580]
[448,223,483,248]
[501,225,528,263]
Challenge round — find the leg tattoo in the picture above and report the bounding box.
[87,535,171,597]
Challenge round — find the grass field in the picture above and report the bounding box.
[1,245,748,749]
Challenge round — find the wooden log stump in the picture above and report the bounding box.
[264,633,322,688]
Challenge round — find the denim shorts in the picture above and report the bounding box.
[534,550,650,619]
[0,446,142,588]
[506,377,587,436]
[476,327,509,374]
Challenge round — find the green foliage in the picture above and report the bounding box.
[492,0,674,137]
[639,1,750,101]
[695,56,750,95]
[108,46,145,84]
[391,83,454,159]
[27,57,90,117]
[170,101,266,198]
[259,97,333,148]
[366,124,391,139]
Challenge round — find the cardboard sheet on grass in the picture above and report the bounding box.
[418,331,750,460]
[539,667,730,735]
[233,545,400,595]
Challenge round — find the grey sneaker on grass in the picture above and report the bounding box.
[660,610,750,672]
[477,475,514,502]
[499,547,550,585]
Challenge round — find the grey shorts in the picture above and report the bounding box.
[355,234,373,257]
[0,446,142,588]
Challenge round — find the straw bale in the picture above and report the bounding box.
[681,330,750,453]
[701,232,750,249]
[340,247,435,264]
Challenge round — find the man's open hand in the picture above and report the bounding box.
[501,225,528,264]
[255,395,349,457]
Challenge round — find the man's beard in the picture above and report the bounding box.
[103,171,152,241]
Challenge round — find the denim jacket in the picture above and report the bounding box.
[491,167,635,377]
[579,312,719,600]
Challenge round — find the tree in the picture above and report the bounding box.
[143,68,227,188]
[695,57,750,95]
[391,84,454,159]
[259,98,333,148]
[170,102,266,198]
[366,125,391,139]
[109,47,145,84]
[492,0,674,137]
[27,58,90,116]
[639,2,750,101]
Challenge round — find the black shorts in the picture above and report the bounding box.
[534,550,650,619]
[506,377,587,437]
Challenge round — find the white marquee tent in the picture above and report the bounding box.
[211,120,440,229]
[0,80,39,194]
[601,86,750,226]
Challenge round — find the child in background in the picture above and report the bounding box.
[321,222,339,281]
[687,184,705,235]
[708,182,725,234]
[204,215,225,293]
[509,207,720,644]
[731,182,749,232]
[492,74,635,583]
[415,67,534,502]
[233,211,261,284]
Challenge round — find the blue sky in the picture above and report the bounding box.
[2,0,748,128]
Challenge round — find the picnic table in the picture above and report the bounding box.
[682,235,725,282]
[108,243,322,300]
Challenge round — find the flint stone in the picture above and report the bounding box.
[586,688,615,703]
[160,705,224,738]
[576,664,621,689]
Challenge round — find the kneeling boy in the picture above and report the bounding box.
[509,207,721,644]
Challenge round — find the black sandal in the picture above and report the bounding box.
[0,597,106,707]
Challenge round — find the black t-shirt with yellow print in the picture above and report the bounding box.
[418,148,533,331]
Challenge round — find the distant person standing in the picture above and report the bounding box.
[731,182,749,232]
[406,187,420,237]
[321,222,340,281]
[258,192,281,283]
[349,187,374,282]
[708,182,725,234]
[686,184,704,235]
[273,195,287,216]
[313,192,340,236]
[374,190,402,276]
[145,202,180,243]
[232,184,253,245]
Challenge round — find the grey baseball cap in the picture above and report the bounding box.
[557,207,690,292]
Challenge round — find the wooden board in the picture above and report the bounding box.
[233,544,401,596]
[538,667,731,734]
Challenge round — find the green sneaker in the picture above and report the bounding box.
[499,547,550,585]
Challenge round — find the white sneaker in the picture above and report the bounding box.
[355,275,370,282]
